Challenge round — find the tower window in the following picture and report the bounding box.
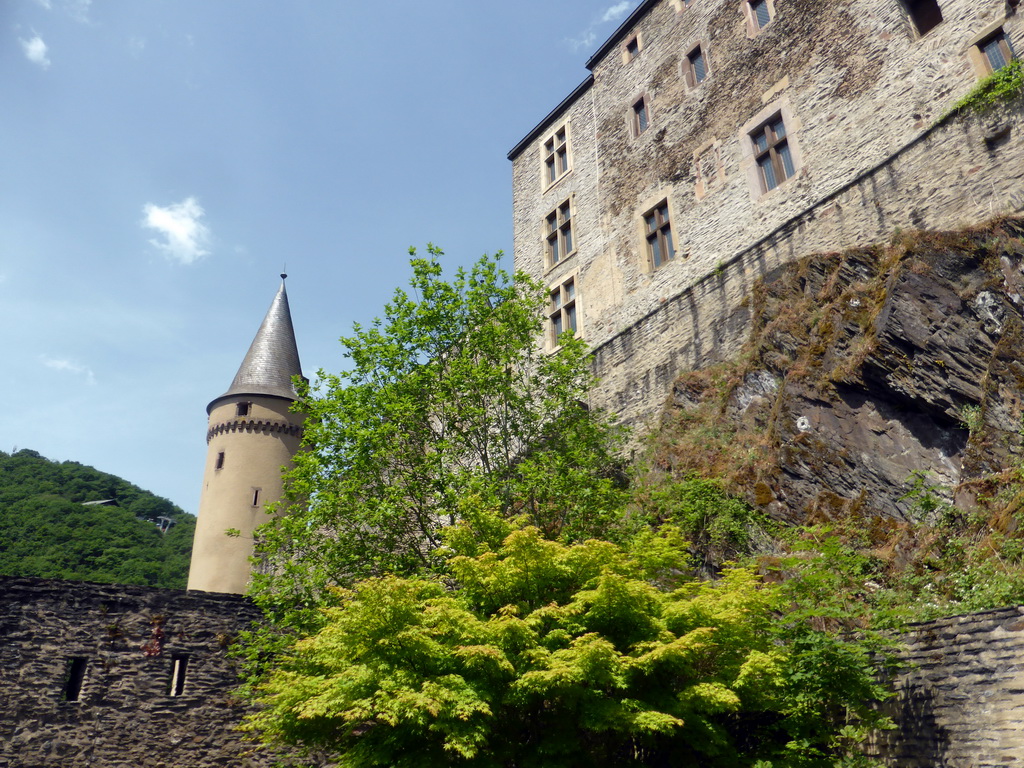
[236,402,251,417]
[215,452,225,470]
[251,488,262,507]
[61,657,88,702]
[904,0,943,36]
[168,654,190,697]
[624,35,641,62]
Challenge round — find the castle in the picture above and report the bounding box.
[509,0,1024,428]
[3,0,1024,764]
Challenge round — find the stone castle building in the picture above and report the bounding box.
[3,1,1024,764]
[509,0,1024,427]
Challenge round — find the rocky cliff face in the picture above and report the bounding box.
[653,217,1024,533]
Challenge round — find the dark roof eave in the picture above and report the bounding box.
[507,75,594,161]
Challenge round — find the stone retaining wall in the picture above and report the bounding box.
[0,577,276,768]
[870,605,1024,767]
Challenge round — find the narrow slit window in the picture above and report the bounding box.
[168,654,190,697]
[685,46,708,87]
[251,488,261,507]
[215,451,225,470]
[644,202,675,269]
[62,657,88,702]
[905,0,943,36]
[632,98,649,135]
[749,0,771,31]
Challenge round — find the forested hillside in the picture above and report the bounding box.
[0,449,195,589]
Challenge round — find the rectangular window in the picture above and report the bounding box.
[236,402,250,417]
[625,35,640,61]
[546,201,574,267]
[251,488,261,507]
[644,202,675,269]
[749,0,771,31]
[752,116,794,192]
[549,278,578,345]
[685,46,708,87]
[632,97,649,136]
[543,126,569,185]
[905,0,943,36]
[61,657,88,702]
[215,451,225,470]
[980,30,1014,73]
[168,654,190,697]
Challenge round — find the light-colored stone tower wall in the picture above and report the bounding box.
[187,278,304,595]
[509,0,1024,427]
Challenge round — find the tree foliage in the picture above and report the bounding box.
[244,528,890,768]
[0,449,194,588]
[253,249,627,606]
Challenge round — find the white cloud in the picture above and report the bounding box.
[42,356,96,385]
[20,36,51,69]
[142,197,211,265]
[602,1,633,22]
[128,36,146,57]
[34,0,53,9]
[66,0,92,22]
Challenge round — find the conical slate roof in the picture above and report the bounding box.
[209,276,303,410]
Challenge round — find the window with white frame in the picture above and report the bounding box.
[545,200,574,267]
[548,278,578,345]
[542,125,569,185]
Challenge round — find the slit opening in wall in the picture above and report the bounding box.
[251,488,261,507]
[61,657,88,702]
[168,654,190,697]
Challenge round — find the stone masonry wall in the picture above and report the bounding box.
[869,606,1024,767]
[590,96,1024,427]
[0,577,279,768]
[509,0,1024,429]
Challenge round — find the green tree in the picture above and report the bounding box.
[244,527,890,767]
[253,249,627,609]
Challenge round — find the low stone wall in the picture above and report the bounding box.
[0,577,277,768]
[870,606,1024,767]
[589,99,1024,431]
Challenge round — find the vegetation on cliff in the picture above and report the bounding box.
[643,217,1024,627]
[0,448,194,588]
[242,251,892,768]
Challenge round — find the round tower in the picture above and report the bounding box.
[187,276,305,594]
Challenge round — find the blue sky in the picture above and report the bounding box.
[1,0,638,514]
